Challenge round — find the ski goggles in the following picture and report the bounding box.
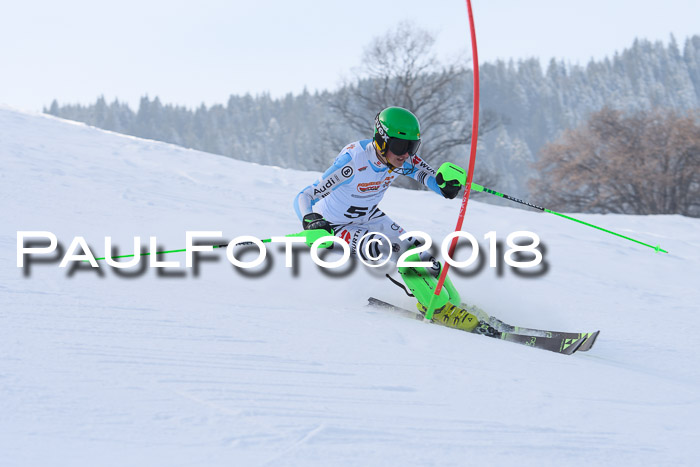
[387,137,421,156]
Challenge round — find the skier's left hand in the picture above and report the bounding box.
[436,162,467,199]
[437,174,462,199]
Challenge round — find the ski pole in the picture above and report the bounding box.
[425,0,480,322]
[88,228,333,262]
[470,182,668,253]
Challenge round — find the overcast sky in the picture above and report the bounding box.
[2,0,698,112]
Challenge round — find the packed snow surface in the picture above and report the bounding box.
[1,107,698,466]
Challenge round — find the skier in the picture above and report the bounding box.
[293,106,482,331]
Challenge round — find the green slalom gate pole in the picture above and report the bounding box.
[88,228,334,262]
[470,182,668,254]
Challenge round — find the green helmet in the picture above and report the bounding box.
[373,107,421,158]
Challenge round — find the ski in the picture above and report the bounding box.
[457,302,600,352]
[367,297,424,321]
[367,297,592,355]
[496,329,585,355]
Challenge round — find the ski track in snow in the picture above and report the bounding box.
[1,106,699,466]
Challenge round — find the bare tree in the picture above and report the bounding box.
[531,107,700,217]
[327,22,499,184]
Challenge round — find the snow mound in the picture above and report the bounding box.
[1,107,698,466]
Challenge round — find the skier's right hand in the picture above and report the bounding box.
[302,213,333,234]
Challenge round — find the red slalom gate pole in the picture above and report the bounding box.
[424,0,480,321]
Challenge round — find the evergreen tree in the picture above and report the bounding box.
[43,35,700,201]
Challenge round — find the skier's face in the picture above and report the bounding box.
[383,137,420,169]
[386,148,410,168]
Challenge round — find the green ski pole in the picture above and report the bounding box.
[89,228,334,262]
[471,182,668,253]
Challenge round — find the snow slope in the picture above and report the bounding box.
[1,106,699,466]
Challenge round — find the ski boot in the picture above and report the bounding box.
[397,247,502,334]
[398,247,473,328]
[415,302,481,332]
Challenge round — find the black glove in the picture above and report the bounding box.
[302,213,333,234]
[436,172,462,199]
